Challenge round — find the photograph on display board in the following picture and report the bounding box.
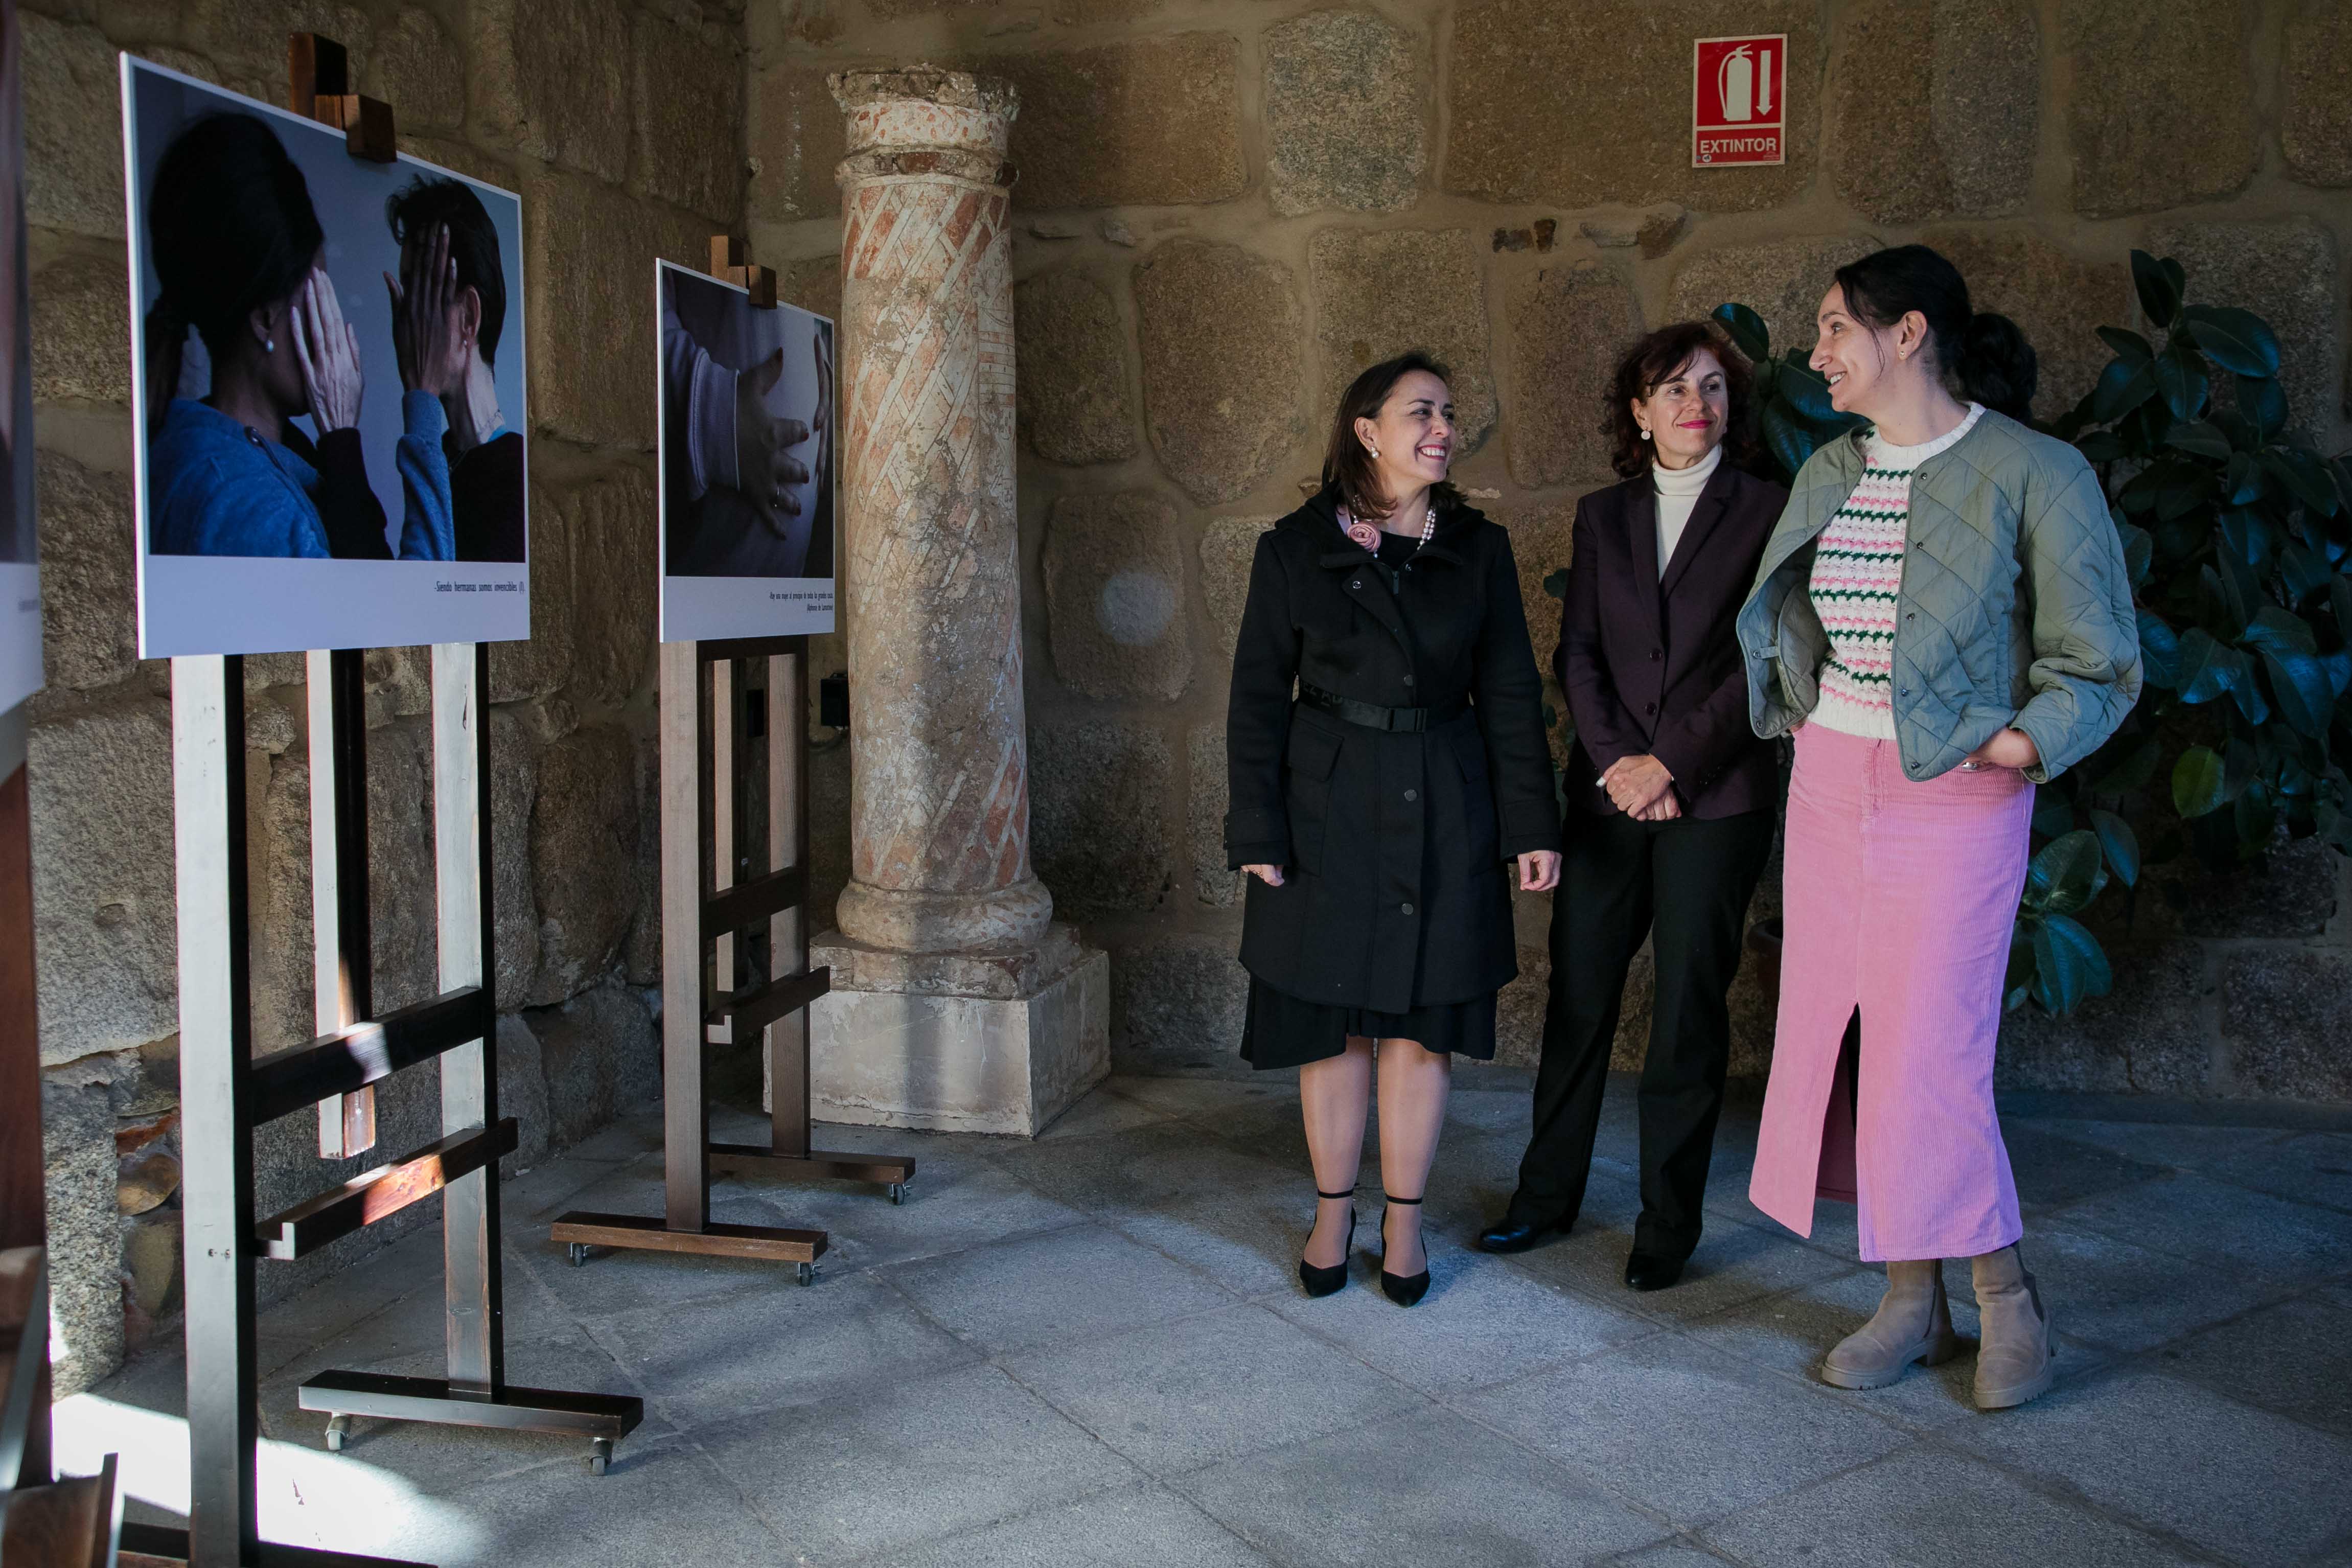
[0,0,38,714]
[657,259,836,642]
[123,55,528,657]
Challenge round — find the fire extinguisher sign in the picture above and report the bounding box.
[1693,34,1786,167]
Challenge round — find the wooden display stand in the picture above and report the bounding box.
[2,719,129,1565]
[117,40,641,1568]
[552,239,912,1275]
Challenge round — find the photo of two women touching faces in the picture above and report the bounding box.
[129,62,526,566]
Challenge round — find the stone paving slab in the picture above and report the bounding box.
[1701,1444,2204,1566]
[73,1073,2352,1567]
[1178,1407,1670,1566]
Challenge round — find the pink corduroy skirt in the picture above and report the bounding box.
[1749,723,2033,1262]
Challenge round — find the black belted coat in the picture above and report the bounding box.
[1224,488,1561,1014]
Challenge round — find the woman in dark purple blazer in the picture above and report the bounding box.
[1479,321,1788,1292]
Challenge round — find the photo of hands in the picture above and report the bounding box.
[124,55,528,656]
[657,260,837,640]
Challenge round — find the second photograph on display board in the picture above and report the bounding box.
[122,54,528,657]
[658,259,837,641]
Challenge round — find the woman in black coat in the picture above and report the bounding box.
[1226,353,1562,1307]
[1477,321,1787,1294]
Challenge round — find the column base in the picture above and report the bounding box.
[810,923,1108,1138]
[834,875,1054,954]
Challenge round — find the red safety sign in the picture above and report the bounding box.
[1693,34,1786,167]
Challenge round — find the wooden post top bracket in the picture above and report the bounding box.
[289,32,396,163]
[708,234,776,308]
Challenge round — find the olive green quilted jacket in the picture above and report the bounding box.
[1737,407,2142,785]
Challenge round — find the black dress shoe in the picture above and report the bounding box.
[1475,1213,1571,1254]
[1623,1250,1686,1292]
[1378,1195,1431,1307]
[1297,1188,1357,1298]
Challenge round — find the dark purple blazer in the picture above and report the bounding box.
[1556,459,1788,819]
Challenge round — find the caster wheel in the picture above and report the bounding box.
[887,1183,906,1206]
[587,1438,613,1477]
[324,1415,350,1452]
[795,1261,815,1287]
[567,1242,589,1268]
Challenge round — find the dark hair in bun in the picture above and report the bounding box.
[1833,244,2038,422]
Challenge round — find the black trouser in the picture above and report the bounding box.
[1511,806,1774,1259]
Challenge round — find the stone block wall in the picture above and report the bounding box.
[746,0,2352,1095]
[21,0,745,1392]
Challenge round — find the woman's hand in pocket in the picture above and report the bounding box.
[1517,851,1561,893]
[1243,863,1285,887]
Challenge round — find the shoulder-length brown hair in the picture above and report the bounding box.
[1603,321,1761,479]
[1321,351,1463,522]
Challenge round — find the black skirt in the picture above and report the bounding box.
[1240,976,1499,1070]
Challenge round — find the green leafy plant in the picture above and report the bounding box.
[1709,256,2352,1016]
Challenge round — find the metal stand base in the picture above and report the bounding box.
[296,1371,641,1475]
[120,1520,428,1567]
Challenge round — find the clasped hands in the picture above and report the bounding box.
[1600,753,1680,821]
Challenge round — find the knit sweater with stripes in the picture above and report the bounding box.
[1806,403,1985,739]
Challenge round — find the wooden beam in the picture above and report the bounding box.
[700,862,804,943]
[0,1247,44,1491]
[549,1211,824,1264]
[0,1453,122,1568]
[256,1121,517,1260]
[248,985,492,1127]
[707,966,829,1039]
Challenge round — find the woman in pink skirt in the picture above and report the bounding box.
[1735,246,2141,1410]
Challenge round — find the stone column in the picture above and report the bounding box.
[811,68,1107,1137]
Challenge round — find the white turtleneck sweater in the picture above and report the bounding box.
[1652,441,1722,579]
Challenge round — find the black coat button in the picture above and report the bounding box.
[1403,789,1417,801]
[1400,902,1414,915]
[1402,674,1414,686]
[1645,701,1658,714]
[1650,649,1662,661]
[1351,580,1363,590]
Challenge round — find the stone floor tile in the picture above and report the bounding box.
[2046,1172,2352,1287]
[1680,1267,1984,1428]
[1108,1187,1330,1301]
[1178,1406,1669,1566]
[255,1324,667,1496]
[992,1122,1307,1221]
[694,1362,1140,1562]
[1941,1366,2352,1568]
[2157,1289,2352,1435]
[2198,1130,2352,1216]
[1511,1214,1855,1326]
[858,1481,1277,1568]
[1445,1085,1539,1138]
[886,1223,1235,1355]
[1270,1242,1657,1396]
[2023,1117,2295,1171]
[584,1269,978,1428]
[391,1437,795,1567]
[1462,1336,1909,1525]
[1036,1083,1180,1142]
[756,1159,1092,1275]
[2020,1217,2292,1352]
[1701,1444,2199,1566]
[1600,1543,1741,1567]
[556,1113,667,1163]
[1003,1302,1425,1475]
[2001,1122,2170,1212]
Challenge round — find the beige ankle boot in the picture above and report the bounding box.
[1820,1258,1962,1390]
[1970,1243,2055,1410]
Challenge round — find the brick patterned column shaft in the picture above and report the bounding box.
[829,69,1049,953]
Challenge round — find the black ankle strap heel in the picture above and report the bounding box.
[1297,1188,1357,1299]
[1379,1195,1430,1307]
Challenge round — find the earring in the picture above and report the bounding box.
[264,337,275,353]
[1640,428,1651,441]
[1369,446,1380,459]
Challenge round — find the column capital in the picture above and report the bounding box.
[831,67,1019,188]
